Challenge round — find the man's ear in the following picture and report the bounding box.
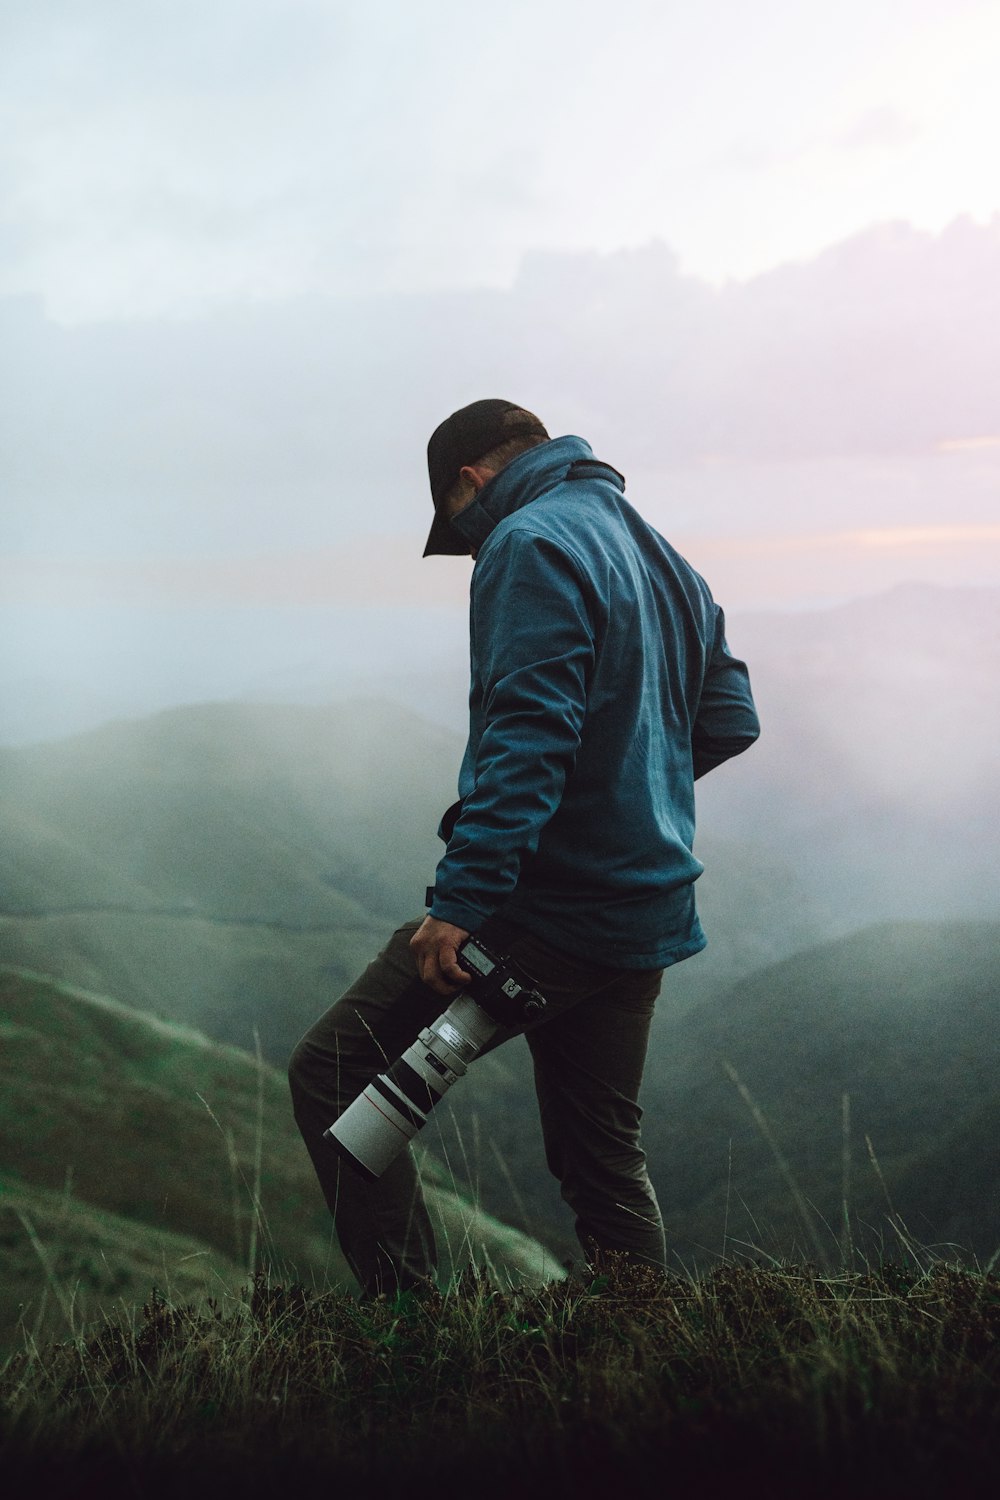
[459,464,495,493]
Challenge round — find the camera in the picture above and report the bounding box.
[324,934,546,1181]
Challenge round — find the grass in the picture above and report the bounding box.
[1,1256,997,1498]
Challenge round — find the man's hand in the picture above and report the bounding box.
[409,916,472,996]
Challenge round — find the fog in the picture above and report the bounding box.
[3,214,999,742]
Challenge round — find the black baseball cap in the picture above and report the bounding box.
[424,398,549,556]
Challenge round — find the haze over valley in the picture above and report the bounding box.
[1,582,997,1289]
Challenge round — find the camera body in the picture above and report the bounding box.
[324,934,546,1181]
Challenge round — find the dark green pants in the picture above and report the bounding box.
[288,918,664,1294]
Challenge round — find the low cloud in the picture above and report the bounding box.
[2,215,999,619]
[836,106,920,153]
[0,542,472,609]
[936,435,1000,452]
[5,523,998,618]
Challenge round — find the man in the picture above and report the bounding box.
[289,399,759,1294]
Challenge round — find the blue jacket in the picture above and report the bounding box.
[429,435,760,968]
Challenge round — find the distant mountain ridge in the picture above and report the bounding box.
[229,583,1000,930]
[0,698,459,921]
[4,584,996,943]
[0,696,825,1060]
[0,700,456,1058]
[695,582,1000,925]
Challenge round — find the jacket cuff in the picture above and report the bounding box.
[428,896,488,933]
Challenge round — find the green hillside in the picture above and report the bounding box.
[420,921,1000,1265]
[0,698,458,922]
[0,1174,249,1352]
[0,700,454,1059]
[0,967,562,1353]
[0,908,381,1061]
[644,919,1000,1263]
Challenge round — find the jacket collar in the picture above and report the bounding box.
[448,435,624,552]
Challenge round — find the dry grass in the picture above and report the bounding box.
[2,1255,997,1498]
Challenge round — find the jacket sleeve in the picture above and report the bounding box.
[429,531,593,932]
[691,607,760,780]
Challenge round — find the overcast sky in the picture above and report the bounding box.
[2,0,999,736]
[4,0,1000,318]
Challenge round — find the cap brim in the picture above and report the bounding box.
[423,509,473,558]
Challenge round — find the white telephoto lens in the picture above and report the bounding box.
[325,994,502,1179]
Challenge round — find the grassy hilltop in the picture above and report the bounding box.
[3,1260,998,1498]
